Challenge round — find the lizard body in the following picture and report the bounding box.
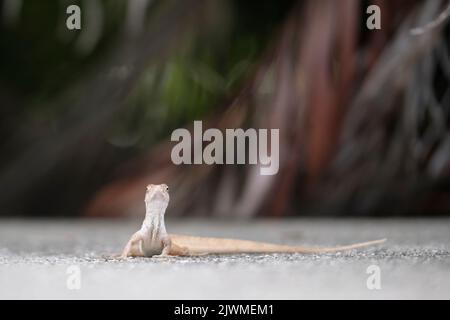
[120,184,386,258]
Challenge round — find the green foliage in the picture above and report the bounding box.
[0,0,295,149]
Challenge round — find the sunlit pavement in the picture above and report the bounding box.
[0,218,449,299]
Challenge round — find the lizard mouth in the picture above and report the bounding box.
[144,184,170,203]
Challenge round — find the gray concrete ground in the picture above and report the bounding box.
[0,218,449,299]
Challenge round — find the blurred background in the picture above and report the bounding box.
[0,0,449,218]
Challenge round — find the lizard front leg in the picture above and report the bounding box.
[153,236,190,257]
[152,236,173,257]
[169,243,190,256]
[120,231,144,258]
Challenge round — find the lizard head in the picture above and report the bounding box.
[145,183,170,204]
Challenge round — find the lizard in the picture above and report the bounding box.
[120,184,386,258]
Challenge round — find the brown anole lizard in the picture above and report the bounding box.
[120,184,386,258]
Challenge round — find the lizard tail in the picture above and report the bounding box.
[170,235,386,255]
[288,238,387,253]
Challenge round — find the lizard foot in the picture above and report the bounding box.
[152,254,176,259]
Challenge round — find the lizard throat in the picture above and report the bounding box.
[142,198,168,234]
